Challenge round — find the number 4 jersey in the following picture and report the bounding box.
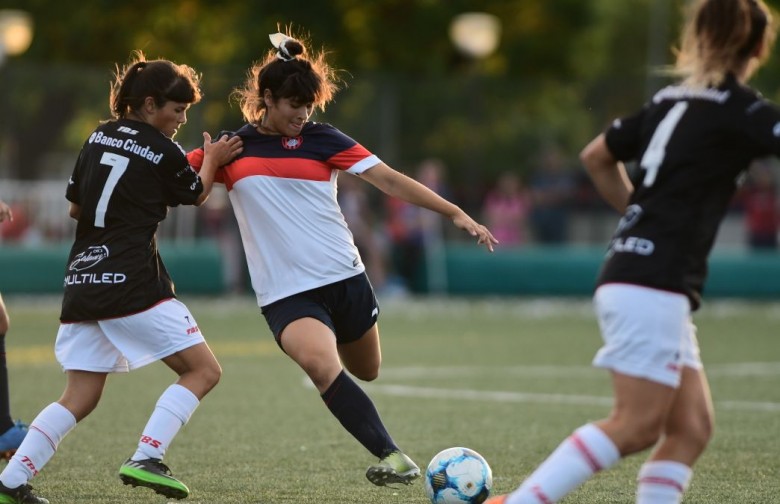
[598,73,780,310]
[60,119,204,322]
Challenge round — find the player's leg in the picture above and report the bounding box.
[281,317,418,485]
[490,285,689,503]
[0,370,104,504]
[119,343,219,500]
[338,323,381,381]
[495,372,673,504]
[635,366,713,504]
[338,324,419,485]
[332,274,420,486]
[0,293,27,461]
[112,299,219,500]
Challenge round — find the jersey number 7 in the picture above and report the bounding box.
[94,152,129,228]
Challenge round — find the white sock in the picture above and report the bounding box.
[132,384,199,461]
[636,461,692,504]
[0,402,77,489]
[506,424,621,504]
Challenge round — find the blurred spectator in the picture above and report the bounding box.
[385,158,450,293]
[337,171,389,291]
[742,159,780,250]
[481,171,532,247]
[0,201,42,245]
[529,145,576,244]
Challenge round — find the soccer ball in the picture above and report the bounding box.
[424,447,493,504]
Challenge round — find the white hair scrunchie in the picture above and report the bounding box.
[269,32,295,62]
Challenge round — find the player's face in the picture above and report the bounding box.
[148,101,191,139]
[265,97,314,137]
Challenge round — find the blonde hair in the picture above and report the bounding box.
[675,0,776,87]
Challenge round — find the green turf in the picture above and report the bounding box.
[2,296,779,503]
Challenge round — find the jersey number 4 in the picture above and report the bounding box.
[95,152,129,228]
[639,101,688,187]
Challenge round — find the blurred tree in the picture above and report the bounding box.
[2,0,780,183]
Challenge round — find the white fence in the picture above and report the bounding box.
[0,180,201,245]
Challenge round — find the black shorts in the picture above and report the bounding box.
[261,272,379,346]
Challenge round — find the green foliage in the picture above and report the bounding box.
[5,0,780,183]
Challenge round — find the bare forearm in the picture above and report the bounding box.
[580,134,632,213]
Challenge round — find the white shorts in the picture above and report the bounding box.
[55,298,205,373]
[593,283,702,388]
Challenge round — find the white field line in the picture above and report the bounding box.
[302,363,780,413]
[361,383,780,413]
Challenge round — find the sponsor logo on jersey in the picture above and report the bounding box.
[615,204,643,235]
[282,136,303,150]
[65,245,127,286]
[88,131,164,164]
[64,272,127,286]
[608,236,655,256]
[117,126,139,135]
[69,245,109,271]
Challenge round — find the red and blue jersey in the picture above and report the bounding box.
[188,122,381,306]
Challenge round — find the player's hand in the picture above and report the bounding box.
[452,212,498,252]
[0,200,12,223]
[203,132,243,166]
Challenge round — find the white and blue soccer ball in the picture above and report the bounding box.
[424,447,493,504]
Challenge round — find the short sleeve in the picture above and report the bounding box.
[604,105,648,163]
[741,98,780,158]
[161,150,203,206]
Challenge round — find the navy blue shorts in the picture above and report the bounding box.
[261,272,380,346]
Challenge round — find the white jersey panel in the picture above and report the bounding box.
[230,172,365,307]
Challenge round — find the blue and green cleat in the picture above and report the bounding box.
[0,421,28,460]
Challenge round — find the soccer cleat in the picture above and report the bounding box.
[118,457,189,500]
[0,421,28,460]
[485,496,507,504]
[366,450,421,486]
[0,482,48,504]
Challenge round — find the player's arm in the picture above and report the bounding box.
[194,132,242,206]
[68,202,81,220]
[359,162,497,251]
[580,133,633,213]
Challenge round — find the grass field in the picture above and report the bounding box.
[2,295,779,503]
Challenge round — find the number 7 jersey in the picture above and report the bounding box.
[60,119,204,322]
[598,73,780,310]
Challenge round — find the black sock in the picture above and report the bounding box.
[0,335,13,432]
[321,370,398,459]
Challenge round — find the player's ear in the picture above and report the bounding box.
[143,96,156,113]
[263,89,274,108]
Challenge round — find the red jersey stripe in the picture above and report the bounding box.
[327,144,374,169]
[224,157,332,189]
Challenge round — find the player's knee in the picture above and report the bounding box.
[204,362,222,389]
[681,410,714,454]
[350,366,379,382]
[611,415,665,454]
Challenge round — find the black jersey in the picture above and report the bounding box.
[60,119,203,322]
[598,74,780,310]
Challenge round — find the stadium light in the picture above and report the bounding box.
[0,10,34,67]
[449,12,501,59]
